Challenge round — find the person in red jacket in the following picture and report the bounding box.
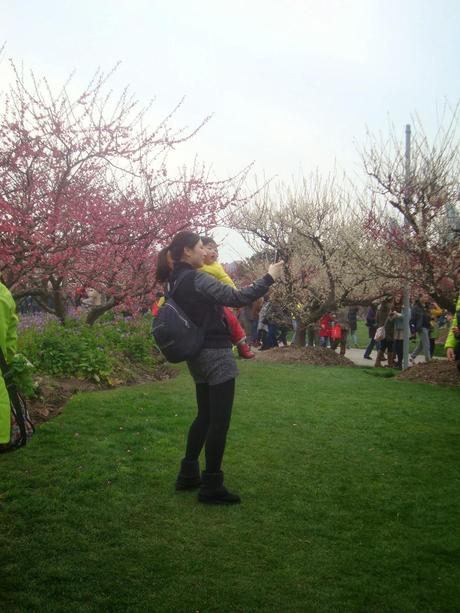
[319,312,332,348]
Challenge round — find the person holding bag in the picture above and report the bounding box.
[374,298,392,368]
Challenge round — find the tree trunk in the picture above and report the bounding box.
[53,287,67,324]
[293,326,306,347]
[86,299,117,325]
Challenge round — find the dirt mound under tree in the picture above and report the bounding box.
[27,363,176,425]
[255,346,356,367]
[396,360,460,387]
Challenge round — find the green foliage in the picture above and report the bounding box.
[18,315,159,383]
[9,353,38,398]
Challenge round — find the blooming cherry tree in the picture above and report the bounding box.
[0,62,248,322]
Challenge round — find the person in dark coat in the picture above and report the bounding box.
[347,306,359,348]
[363,303,377,359]
[374,298,393,367]
[410,297,431,363]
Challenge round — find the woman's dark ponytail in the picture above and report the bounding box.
[155,247,172,283]
[155,231,201,284]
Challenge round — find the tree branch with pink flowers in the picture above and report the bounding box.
[0,62,249,323]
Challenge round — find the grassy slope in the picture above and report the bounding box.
[1,363,459,612]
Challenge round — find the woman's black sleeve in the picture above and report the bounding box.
[194,272,274,307]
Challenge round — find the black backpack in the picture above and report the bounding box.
[152,270,207,363]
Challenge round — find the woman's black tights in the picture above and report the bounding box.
[185,378,235,473]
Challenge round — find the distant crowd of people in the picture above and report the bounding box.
[201,293,451,371]
[360,296,449,368]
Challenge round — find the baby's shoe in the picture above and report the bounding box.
[237,342,255,359]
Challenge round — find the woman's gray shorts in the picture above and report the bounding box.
[187,348,239,386]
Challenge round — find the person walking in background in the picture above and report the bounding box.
[257,296,272,350]
[75,286,87,307]
[437,309,448,328]
[410,297,431,364]
[330,310,350,356]
[347,306,359,348]
[265,301,280,350]
[290,303,304,346]
[319,311,332,348]
[250,298,263,346]
[391,296,405,369]
[363,303,377,360]
[268,299,291,348]
[155,231,284,505]
[237,304,254,345]
[306,320,320,347]
[0,282,19,445]
[428,300,442,358]
[374,298,392,367]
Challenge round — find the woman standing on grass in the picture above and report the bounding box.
[155,231,283,505]
[363,303,377,360]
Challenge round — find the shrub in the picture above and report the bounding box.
[9,353,38,398]
[18,314,159,383]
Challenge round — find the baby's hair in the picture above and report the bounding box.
[201,236,218,247]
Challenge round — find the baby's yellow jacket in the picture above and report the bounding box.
[199,262,236,288]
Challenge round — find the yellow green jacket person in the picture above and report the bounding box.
[444,294,460,355]
[0,282,19,443]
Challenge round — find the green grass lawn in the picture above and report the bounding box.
[1,362,459,612]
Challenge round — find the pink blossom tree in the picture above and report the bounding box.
[0,62,249,323]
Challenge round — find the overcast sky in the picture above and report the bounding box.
[2,0,459,260]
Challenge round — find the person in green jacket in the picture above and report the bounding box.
[444,296,460,370]
[444,265,460,372]
[0,282,19,444]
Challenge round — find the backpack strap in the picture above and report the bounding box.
[167,268,213,330]
[167,269,195,299]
